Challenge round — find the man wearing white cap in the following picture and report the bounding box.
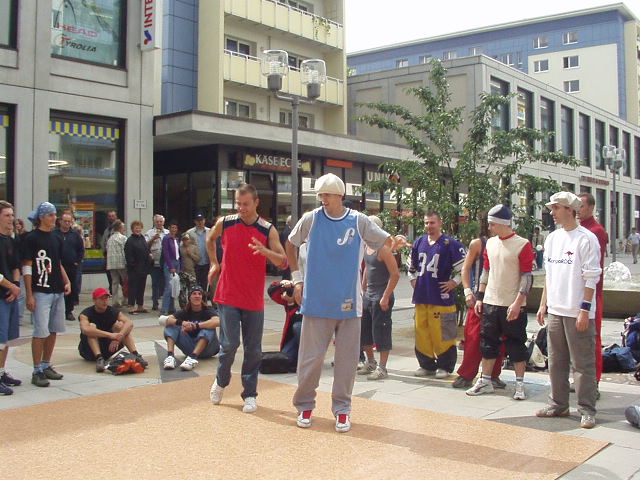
[536,192,601,428]
[286,173,391,433]
[23,202,72,387]
[467,204,534,400]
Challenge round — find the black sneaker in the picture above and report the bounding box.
[0,382,13,395]
[96,357,106,373]
[134,354,148,368]
[1,372,22,386]
[42,366,63,380]
[31,371,50,387]
[65,312,76,321]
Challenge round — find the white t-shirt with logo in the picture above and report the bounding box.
[543,225,601,319]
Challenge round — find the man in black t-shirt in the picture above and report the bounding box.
[159,285,220,371]
[23,202,71,388]
[78,287,148,373]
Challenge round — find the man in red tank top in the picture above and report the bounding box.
[206,184,287,413]
[578,193,608,388]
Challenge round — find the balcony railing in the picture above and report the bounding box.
[224,0,343,50]
[223,50,344,106]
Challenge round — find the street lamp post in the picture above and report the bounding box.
[261,50,326,224]
[602,145,625,262]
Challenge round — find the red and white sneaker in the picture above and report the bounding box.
[296,409,313,428]
[335,413,351,433]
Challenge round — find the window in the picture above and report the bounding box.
[0,105,13,202]
[51,0,126,67]
[224,100,254,119]
[278,0,313,12]
[418,55,431,64]
[0,0,17,48]
[280,111,313,129]
[635,137,640,179]
[469,46,482,56]
[225,37,252,57]
[596,188,606,227]
[563,31,578,44]
[564,80,580,93]
[287,52,308,69]
[443,50,457,60]
[560,106,574,156]
[534,60,549,72]
[562,182,575,192]
[500,53,514,66]
[490,77,509,132]
[533,36,548,49]
[609,125,619,147]
[395,58,408,68]
[579,114,590,167]
[563,55,579,69]
[623,132,631,176]
[517,89,533,128]
[49,114,123,271]
[540,97,555,152]
[595,120,605,170]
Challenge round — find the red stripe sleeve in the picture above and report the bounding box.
[519,242,535,272]
[483,246,490,271]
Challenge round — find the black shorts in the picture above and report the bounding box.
[480,303,528,362]
[360,296,393,351]
[78,335,123,361]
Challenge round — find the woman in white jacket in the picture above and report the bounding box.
[106,220,128,308]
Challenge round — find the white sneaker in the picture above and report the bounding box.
[513,381,527,400]
[158,315,170,327]
[210,379,224,404]
[180,356,198,371]
[296,410,313,428]
[163,355,177,370]
[335,413,351,433]
[414,367,436,377]
[435,368,450,379]
[466,378,495,396]
[243,396,258,413]
[357,360,377,375]
[367,365,388,380]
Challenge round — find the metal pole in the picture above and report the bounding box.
[291,97,300,224]
[612,163,617,262]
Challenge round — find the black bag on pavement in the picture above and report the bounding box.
[259,351,290,374]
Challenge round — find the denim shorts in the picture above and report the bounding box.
[164,324,220,358]
[0,297,19,344]
[32,292,66,338]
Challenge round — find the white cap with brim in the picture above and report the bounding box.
[545,191,582,211]
[315,173,345,197]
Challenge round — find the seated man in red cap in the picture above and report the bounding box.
[78,287,148,372]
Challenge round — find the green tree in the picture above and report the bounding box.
[356,58,579,243]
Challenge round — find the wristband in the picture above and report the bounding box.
[291,270,303,285]
[22,265,32,276]
[580,301,592,311]
[463,288,473,297]
[476,291,484,300]
[0,273,3,284]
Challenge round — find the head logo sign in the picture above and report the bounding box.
[141,0,159,51]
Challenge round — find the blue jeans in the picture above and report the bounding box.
[150,266,164,307]
[0,297,19,344]
[282,321,302,366]
[31,292,66,338]
[216,304,264,399]
[161,265,176,314]
[164,325,220,358]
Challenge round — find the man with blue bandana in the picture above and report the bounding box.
[23,202,71,387]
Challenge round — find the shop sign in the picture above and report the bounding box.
[243,153,312,174]
[141,0,160,51]
[580,175,609,186]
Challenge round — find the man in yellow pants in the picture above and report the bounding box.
[408,212,465,379]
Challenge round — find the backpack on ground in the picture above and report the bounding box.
[622,315,640,361]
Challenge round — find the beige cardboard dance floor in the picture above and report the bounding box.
[1,376,607,479]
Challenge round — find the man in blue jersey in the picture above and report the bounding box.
[409,212,465,379]
[286,173,391,433]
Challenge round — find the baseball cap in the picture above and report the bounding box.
[188,285,204,296]
[545,191,582,210]
[487,204,512,226]
[315,173,345,196]
[92,287,111,299]
[194,212,205,220]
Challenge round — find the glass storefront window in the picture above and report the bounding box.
[51,0,125,67]
[277,174,292,227]
[0,107,12,202]
[344,163,363,211]
[301,176,316,215]
[364,166,383,214]
[220,170,245,216]
[49,115,121,271]
[191,170,216,224]
[165,173,188,229]
[1,0,17,48]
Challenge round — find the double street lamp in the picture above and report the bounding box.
[602,145,626,262]
[261,50,326,224]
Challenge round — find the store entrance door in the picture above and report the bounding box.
[249,172,275,224]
